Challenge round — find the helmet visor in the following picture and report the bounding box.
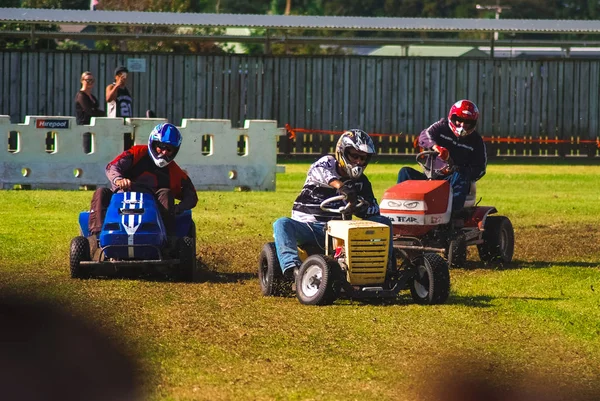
[451,115,476,131]
[345,149,369,166]
[154,142,176,153]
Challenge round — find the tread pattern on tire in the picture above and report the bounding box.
[258,242,286,296]
[409,253,450,305]
[70,236,91,279]
[477,216,514,263]
[178,236,196,282]
[295,255,339,306]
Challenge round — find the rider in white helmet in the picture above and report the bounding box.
[273,129,394,279]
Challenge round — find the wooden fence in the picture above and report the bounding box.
[1,50,598,157]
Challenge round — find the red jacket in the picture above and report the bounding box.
[106,145,197,209]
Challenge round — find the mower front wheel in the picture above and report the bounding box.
[177,236,196,282]
[296,255,340,306]
[409,252,450,305]
[70,236,91,279]
[478,216,514,263]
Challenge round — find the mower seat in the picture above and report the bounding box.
[463,182,477,208]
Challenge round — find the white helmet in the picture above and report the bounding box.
[335,129,376,179]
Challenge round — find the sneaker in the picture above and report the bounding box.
[283,266,299,281]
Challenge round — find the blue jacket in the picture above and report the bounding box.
[419,118,487,181]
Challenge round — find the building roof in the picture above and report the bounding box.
[3,8,600,35]
[370,45,489,57]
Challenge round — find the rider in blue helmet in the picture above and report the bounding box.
[87,123,198,249]
[148,123,182,168]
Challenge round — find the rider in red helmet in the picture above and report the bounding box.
[448,99,479,138]
[397,99,487,211]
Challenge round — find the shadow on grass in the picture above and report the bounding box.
[194,269,256,283]
[194,258,257,283]
[333,294,495,308]
[454,259,600,270]
[443,294,495,307]
[517,260,600,269]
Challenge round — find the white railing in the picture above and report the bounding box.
[0,116,285,191]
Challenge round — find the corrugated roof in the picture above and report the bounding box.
[370,45,488,57]
[2,8,600,34]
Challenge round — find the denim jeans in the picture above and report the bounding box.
[273,215,395,275]
[397,166,470,211]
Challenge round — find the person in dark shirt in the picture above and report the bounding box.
[397,99,487,211]
[74,71,105,125]
[87,123,198,244]
[273,129,393,279]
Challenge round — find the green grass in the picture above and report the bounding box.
[1,162,600,400]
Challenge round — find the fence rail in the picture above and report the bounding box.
[1,51,598,156]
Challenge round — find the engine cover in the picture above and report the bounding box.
[380,180,452,236]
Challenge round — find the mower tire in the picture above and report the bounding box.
[296,255,340,306]
[258,242,286,296]
[409,252,450,305]
[478,216,514,263]
[70,236,91,279]
[178,236,196,282]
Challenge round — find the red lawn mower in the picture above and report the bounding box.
[380,151,515,268]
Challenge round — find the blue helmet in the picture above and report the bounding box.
[148,123,182,168]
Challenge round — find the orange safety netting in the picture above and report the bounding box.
[284,124,600,149]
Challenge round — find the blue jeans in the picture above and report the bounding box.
[273,215,395,275]
[397,167,470,211]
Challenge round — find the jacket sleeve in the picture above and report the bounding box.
[418,120,444,149]
[176,176,198,211]
[105,150,134,189]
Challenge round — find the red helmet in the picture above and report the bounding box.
[448,100,479,137]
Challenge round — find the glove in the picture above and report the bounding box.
[337,184,358,205]
[432,145,449,161]
[356,200,378,216]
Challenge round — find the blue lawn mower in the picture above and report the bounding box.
[70,191,196,281]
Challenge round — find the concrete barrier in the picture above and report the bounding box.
[0,116,285,191]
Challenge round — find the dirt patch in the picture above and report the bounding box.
[514,224,600,265]
[196,224,600,275]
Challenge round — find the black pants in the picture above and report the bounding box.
[88,186,176,235]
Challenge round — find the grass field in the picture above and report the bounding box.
[1,160,600,400]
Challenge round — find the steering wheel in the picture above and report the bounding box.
[416,150,455,180]
[320,195,367,217]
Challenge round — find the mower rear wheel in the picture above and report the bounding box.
[478,216,514,263]
[70,236,91,279]
[296,255,339,306]
[258,242,286,296]
[177,236,196,282]
[409,253,450,305]
[447,233,467,268]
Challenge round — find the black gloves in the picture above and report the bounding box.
[337,184,358,205]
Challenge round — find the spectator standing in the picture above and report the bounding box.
[74,71,104,125]
[106,66,133,118]
[106,66,134,149]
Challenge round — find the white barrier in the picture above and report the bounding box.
[0,116,286,191]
